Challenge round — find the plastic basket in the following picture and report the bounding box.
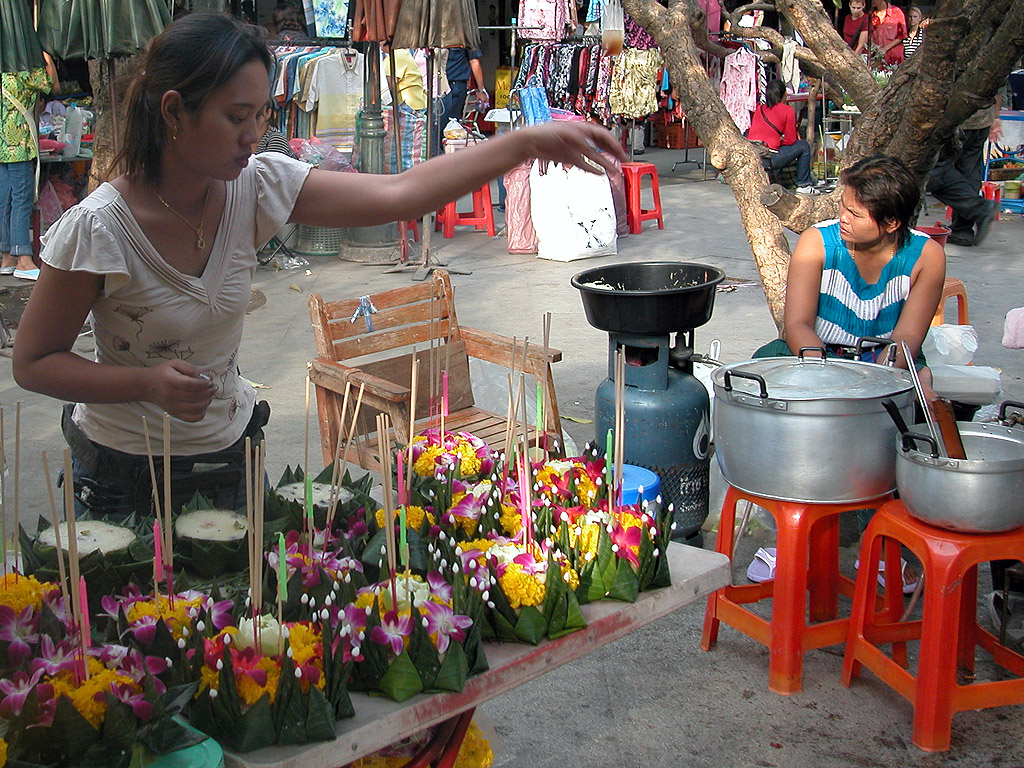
[294,225,345,255]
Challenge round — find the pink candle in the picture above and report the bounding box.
[396,454,406,506]
[153,520,163,588]
[442,371,449,418]
[519,462,531,546]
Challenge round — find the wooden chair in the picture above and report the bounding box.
[308,270,563,474]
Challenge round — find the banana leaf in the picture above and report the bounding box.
[266,464,375,535]
[1,0,45,71]
[376,650,424,702]
[174,493,249,578]
[37,0,171,60]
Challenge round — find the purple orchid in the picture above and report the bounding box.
[129,615,159,645]
[99,645,168,691]
[369,610,412,656]
[426,571,453,602]
[109,681,153,722]
[29,636,79,677]
[0,605,40,667]
[0,667,47,718]
[421,601,472,655]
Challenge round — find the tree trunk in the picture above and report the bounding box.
[620,0,1024,332]
[87,56,141,193]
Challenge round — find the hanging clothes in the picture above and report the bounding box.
[719,46,759,134]
[518,0,576,43]
[608,48,662,119]
[514,41,615,122]
[781,39,800,93]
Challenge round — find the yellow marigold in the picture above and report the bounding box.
[453,721,495,768]
[413,444,444,476]
[0,574,55,615]
[498,564,545,609]
[50,663,136,728]
[453,441,482,477]
[568,521,602,559]
[198,665,220,697]
[575,471,598,506]
[287,622,322,668]
[618,513,645,559]
[0,736,7,768]
[560,563,579,592]
[498,503,522,537]
[355,591,377,611]
[237,656,280,707]
[375,506,434,531]
[126,594,202,641]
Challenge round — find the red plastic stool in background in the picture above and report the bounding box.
[842,499,1024,752]
[401,219,420,242]
[435,183,496,238]
[620,161,664,234]
[701,485,896,694]
[983,181,1002,220]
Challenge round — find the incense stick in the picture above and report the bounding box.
[12,402,19,575]
[304,369,312,481]
[542,313,551,452]
[40,451,69,611]
[323,381,353,555]
[140,418,162,522]
[63,449,87,681]
[377,414,398,579]
[162,414,174,604]
[333,382,366,513]
[245,436,255,615]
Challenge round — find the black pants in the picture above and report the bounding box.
[62,401,270,520]
[926,127,991,237]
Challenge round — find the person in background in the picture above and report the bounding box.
[253,101,296,157]
[902,6,925,59]
[11,12,624,519]
[435,47,485,156]
[868,0,906,66]
[926,98,1002,247]
[842,0,869,56]
[1,67,54,281]
[747,79,823,196]
[381,42,429,173]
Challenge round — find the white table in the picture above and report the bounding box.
[224,542,729,768]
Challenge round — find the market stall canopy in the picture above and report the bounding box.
[37,0,171,60]
[1,0,45,72]
[391,0,480,49]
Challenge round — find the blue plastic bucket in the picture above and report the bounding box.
[619,464,661,506]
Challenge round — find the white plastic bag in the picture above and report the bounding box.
[922,324,978,366]
[443,118,467,140]
[930,364,1002,405]
[529,161,617,261]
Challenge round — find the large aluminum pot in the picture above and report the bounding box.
[896,405,1024,532]
[712,354,914,503]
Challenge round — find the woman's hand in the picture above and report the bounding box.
[143,360,217,422]
[515,121,627,175]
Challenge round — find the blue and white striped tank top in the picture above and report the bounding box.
[813,219,928,347]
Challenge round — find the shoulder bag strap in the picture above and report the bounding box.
[1,82,41,203]
[759,105,785,139]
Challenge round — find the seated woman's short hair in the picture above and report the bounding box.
[839,155,920,249]
[765,79,787,108]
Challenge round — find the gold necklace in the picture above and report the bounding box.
[154,185,211,249]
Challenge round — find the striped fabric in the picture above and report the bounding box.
[812,219,928,347]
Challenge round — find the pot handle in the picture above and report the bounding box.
[882,398,910,436]
[797,347,827,360]
[998,400,1024,427]
[857,336,897,365]
[901,430,939,458]
[722,369,768,399]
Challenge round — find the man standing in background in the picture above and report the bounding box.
[435,47,485,155]
[868,0,906,66]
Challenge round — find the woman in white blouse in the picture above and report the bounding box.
[12,11,624,517]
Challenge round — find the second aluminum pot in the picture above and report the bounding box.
[712,354,914,503]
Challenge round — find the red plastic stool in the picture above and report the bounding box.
[621,161,664,234]
[842,499,1024,752]
[435,183,496,238]
[401,219,420,242]
[983,181,1002,221]
[701,485,893,694]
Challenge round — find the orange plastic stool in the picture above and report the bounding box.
[931,276,969,326]
[842,499,1024,752]
[435,183,496,238]
[621,161,664,234]
[701,485,893,694]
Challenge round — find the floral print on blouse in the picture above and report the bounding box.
[1,69,52,163]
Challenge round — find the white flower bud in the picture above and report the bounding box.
[287,647,294,658]
[440,558,448,569]
[611,544,619,553]
[469,577,478,589]
[487,601,495,609]
[216,659,224,671]
[310,596,317,609]
[653,549,660,558]
[177,638,187,649]
[452,561,460,573]
[182,626,190,638]
[325,593,333,606]
[481,590,490,601]
[301,593,309,605]
[196,621,206,633]
[294,667,302,678]
[422,617,429,628]
[352,645,360,656]
[223,634,232,645]
[650,527,658,537]
[166,657,174,667]
[671,522,678,531]
[209,688,218,698]
[637,485,644,496]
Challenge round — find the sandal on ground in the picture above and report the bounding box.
[0,266,14,275]
[855,558,919,595]
[746,547,777,583]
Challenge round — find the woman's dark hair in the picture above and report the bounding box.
[113,11,272,184]
[765,79,787,108]
[840,155,920,250]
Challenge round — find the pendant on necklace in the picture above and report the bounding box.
[196,232,206,249]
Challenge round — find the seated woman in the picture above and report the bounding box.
[758,154,945,381]
[748,79,822,195]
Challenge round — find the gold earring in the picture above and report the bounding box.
[172,125,178,141]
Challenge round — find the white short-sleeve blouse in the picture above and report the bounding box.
[40,153,312,456]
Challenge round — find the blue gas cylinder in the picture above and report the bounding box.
[595,333,711,543]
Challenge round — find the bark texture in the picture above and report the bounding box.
[621,0,1024,330]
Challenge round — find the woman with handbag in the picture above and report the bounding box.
[747,79,823,195]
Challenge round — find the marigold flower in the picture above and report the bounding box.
[497,564,545,609]
[0,574,57,615]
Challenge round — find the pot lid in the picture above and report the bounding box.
[713,356,913,400]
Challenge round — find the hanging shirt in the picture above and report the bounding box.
[608,48,662,120]
[0,69,53,163]
[306,49,364,152]
[519,0,574,43]
[720,48,759,135]
[813,220,929,347]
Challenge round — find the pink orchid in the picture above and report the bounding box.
[230,647,268,687]
[129,615,159,645]
[426,571,453,602]
[97,645,168,690]
[205,599,235,631]
[421,601,472,655]
[109,681,153,722]
[0,667,47,718]
[610,522,643,568]
[512,552,548,575]
[369,610,412,656]
[29,636,78,677]
[0,605,40,667]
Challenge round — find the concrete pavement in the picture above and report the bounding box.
[2,145,1024,765]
